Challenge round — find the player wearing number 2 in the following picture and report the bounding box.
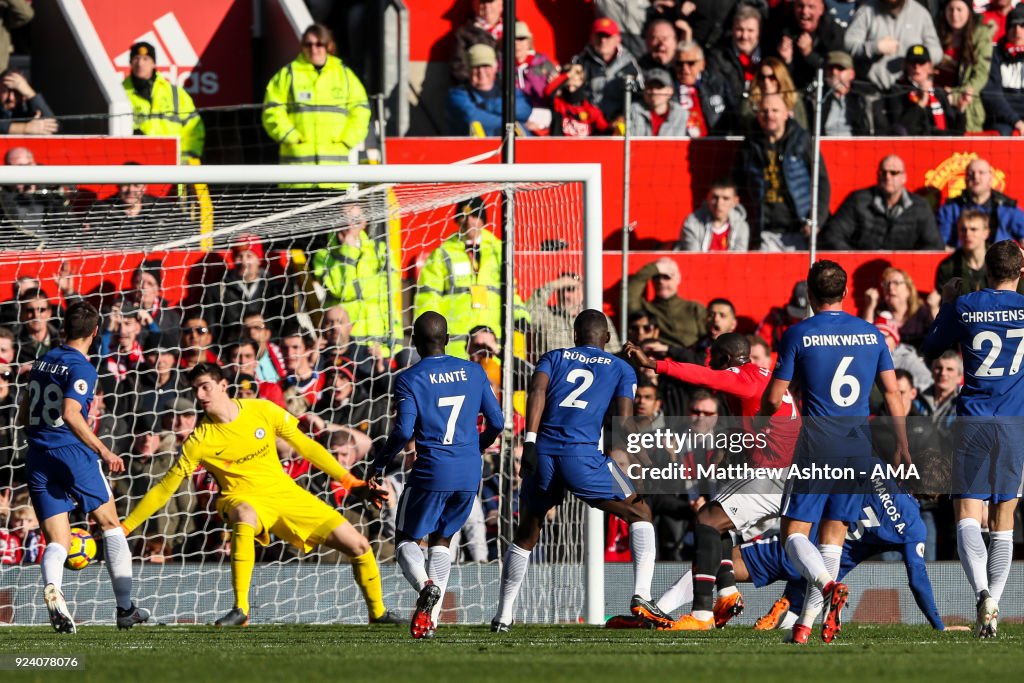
[20,301,149,633]
[759,261,909,644]
[371,312,504,639]
[491,309,673,631]
[923,240,1024,638]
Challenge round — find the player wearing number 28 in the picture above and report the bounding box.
[122,362,400,627]
[760,260,909,644]
[491,309,675,631]
[923,240,1024,638]
[21,301,148,633]
[372,312,504,639]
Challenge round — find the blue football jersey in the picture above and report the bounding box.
[25,345,97,450]
[923,290,1024,416]
[848,477,926,547]
[535,346,636,455]
[774,311,893,418]
[379,355,503,491]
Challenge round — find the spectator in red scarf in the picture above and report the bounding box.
[876,44,965,135]
[178,314,220,370]
[981,5,1024,134]
[673,41,735,136]
[280,327,324,408]
[546,64,612,137]
[707,4,761,102]
[512,19,557,130]
[451,0,503,85]
[101,304,146,383]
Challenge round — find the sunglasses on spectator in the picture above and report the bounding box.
[677,60,700,67]
[183,326,210,335]
[760,72,777,80]
[302,40,327,48]
[652,273,673,281]
[879,169,904,177]
[690,409,718,416]
[629,324,655,333]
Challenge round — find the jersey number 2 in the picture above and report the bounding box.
[28,380,65,428]
[558,369,594,410]
[438,395,466,445]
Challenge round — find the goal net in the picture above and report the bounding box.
[0,163,605,626]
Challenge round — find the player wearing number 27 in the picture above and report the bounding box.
[122,362,401,627]
[20,301,148,633]
[923,240,1024,639]
[371,312,504,639]
[491,309,674,631]
[759,260,909,644]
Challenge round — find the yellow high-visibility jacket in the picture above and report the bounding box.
[124,73,204,162]
[263,53,371,187]
[310,230,402,346]
[414,230,529,357]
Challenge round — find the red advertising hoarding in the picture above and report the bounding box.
[82,0,253,107]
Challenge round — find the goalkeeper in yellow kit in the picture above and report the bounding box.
[121,362,402,626]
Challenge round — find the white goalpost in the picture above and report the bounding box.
[0,163,607,626]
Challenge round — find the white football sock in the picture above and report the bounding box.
[784,533,832,590]
[819,544,842,582]
[798,582,824,628]
[41,543,68,591]
[427,545,452,624]
[630,521,656,601]
[779,610,799,630]
[987,530,1013,603]
[102,527,134,610]
[656,569,693,614]
[956,518,989,599]
[494,544,531,625]
[396,540,428,592]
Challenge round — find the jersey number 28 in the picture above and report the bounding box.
[27,380,65,428]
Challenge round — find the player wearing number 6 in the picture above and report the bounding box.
[923,240,1024,639]
[491,309,674,631]
[371,312,504,639]
[20,301,149,634]
[759,261,909,644]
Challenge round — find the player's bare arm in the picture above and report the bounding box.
[61,397,124,473]
[877,368,912,466]
[521,370,549,477]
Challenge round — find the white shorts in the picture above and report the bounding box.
[713,477,784,541]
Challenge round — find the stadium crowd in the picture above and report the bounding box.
[0,1,1022,587]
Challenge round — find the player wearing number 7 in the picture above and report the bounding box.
[19,301,149,634]
[491,309,674,631]
[923,240,1024,639]
[370,312,504,639]
[759,260,910,644]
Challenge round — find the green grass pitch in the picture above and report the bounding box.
[3,623,1022,683]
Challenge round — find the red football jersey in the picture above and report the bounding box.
[655,360,799,467]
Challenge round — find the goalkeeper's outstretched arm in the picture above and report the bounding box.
[121,460,192,534]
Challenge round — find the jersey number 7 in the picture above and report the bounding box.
[438,395,466,444]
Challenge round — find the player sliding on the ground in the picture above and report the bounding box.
[625,333,799,630]
[665,476,944,633]
[923,240,1024,638]
[20,301,149,633]
[371,312,504,639]
[121,362,402,627]
[759,260,910,644]
[491,309,674,630]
